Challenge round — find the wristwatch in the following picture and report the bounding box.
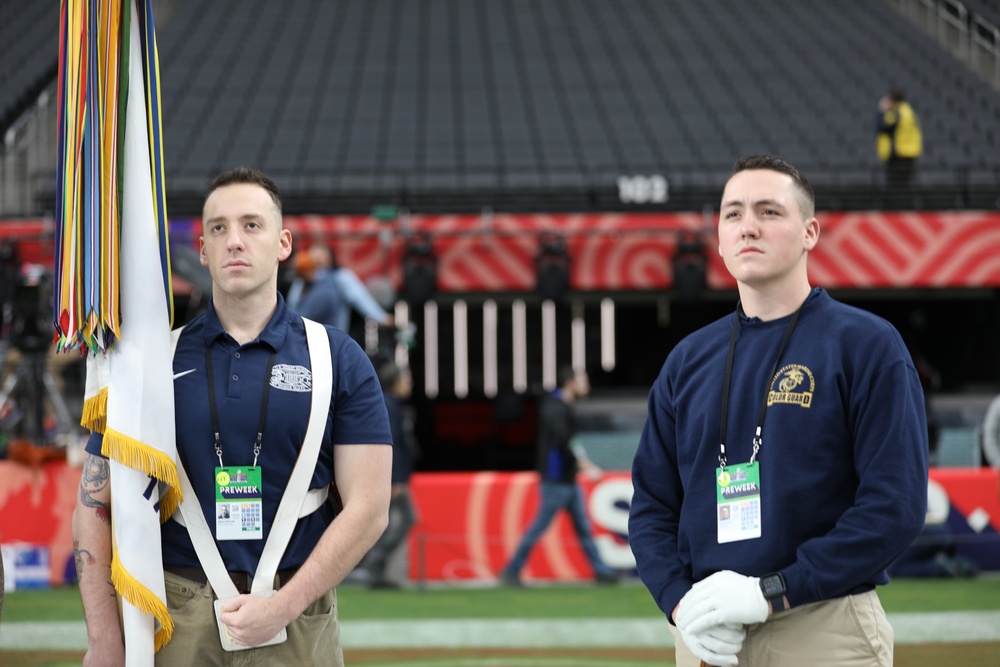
[759,572,787,612]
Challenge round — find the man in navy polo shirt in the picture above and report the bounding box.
[72,167,393,665]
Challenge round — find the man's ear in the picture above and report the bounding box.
[803,217,820,251]
[199,237,208,266]
[278,228,293,262]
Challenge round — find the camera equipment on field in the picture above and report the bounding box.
[0,245,77,451]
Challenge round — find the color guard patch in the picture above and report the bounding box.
[767,363,814,408]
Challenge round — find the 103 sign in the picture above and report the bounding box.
[617,174,668,204]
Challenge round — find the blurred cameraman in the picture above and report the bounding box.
[0,244,82,452]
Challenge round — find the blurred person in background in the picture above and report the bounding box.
[499,366,620,587]
[876,89,922,194]
[629,154,928,667]
[287,243,393,332]
[357,358,419,589]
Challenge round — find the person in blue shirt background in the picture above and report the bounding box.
[499,366,619,587]
[72,167,393,666]
[287,242,394,333]
[628,154,928,667]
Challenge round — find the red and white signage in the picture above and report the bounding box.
[0,463,998,585]
[283,211,1000,292]
[11,211,1000,291]
[406,469,1000,582]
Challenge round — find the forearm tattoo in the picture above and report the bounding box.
[80,454,112,525]
[74,539,113,596]
[73,538,95,576]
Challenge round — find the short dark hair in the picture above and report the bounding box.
[207,167,282,218]
[731,154,815,219]
[889,89,906,103]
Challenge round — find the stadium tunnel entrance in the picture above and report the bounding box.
[397,289,1000,472]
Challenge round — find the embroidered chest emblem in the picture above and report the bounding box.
[270,364,312,392]
[767,364,815,408]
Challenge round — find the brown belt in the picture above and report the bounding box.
[164,565,299,595]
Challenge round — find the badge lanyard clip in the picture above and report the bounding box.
[214,432,223,468]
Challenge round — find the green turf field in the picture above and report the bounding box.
[4,576,1000,623]
[3,579,999,667]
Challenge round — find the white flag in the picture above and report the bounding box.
[99,2,179,661]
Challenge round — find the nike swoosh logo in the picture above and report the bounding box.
[173,368,197,380]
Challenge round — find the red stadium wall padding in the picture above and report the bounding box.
[405,471,634,582]
[0,460,81,586]
[277,211,1000,291]
[406,468,1000,582]
[9,211,1000,291]
[1,462,998,585]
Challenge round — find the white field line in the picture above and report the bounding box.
[352,661,663,667]
[2,612,1000,651]
[346,619,669,648]
[0,621,89,650]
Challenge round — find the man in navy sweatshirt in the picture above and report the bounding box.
[628,154,928,667]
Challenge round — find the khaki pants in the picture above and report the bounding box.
[671,589,894,667]
[155,570,343,667]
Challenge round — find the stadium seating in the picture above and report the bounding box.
[142,0,1000,213]
[965,0,1000,26]
[11,0,1000,214]
[0,1,58,136]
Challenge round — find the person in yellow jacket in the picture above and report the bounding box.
[876,89,923,191]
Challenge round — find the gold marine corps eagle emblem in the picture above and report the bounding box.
[767,364,815,407]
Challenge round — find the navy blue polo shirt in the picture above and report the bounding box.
[86,295,392,576]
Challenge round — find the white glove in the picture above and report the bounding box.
[678,622,746,666]
[676,570,768,635]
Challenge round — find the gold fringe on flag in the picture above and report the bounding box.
[102,427,183,523]
[110,544,174,651]
[80,386,108,433]
[156,484,181,525]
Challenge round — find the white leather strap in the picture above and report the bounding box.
[251,318,332,593]
[171,326,239,599]
[168,320,333,598]
[176,447,240,598]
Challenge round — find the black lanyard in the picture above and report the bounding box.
[205,345,277,468]
[718,302,804,469]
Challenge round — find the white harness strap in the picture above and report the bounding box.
[169,319,333,598]
[252,319,332,592]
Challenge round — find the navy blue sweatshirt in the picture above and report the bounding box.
[629,289,928,619]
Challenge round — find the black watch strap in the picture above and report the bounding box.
[759,572,787,612]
